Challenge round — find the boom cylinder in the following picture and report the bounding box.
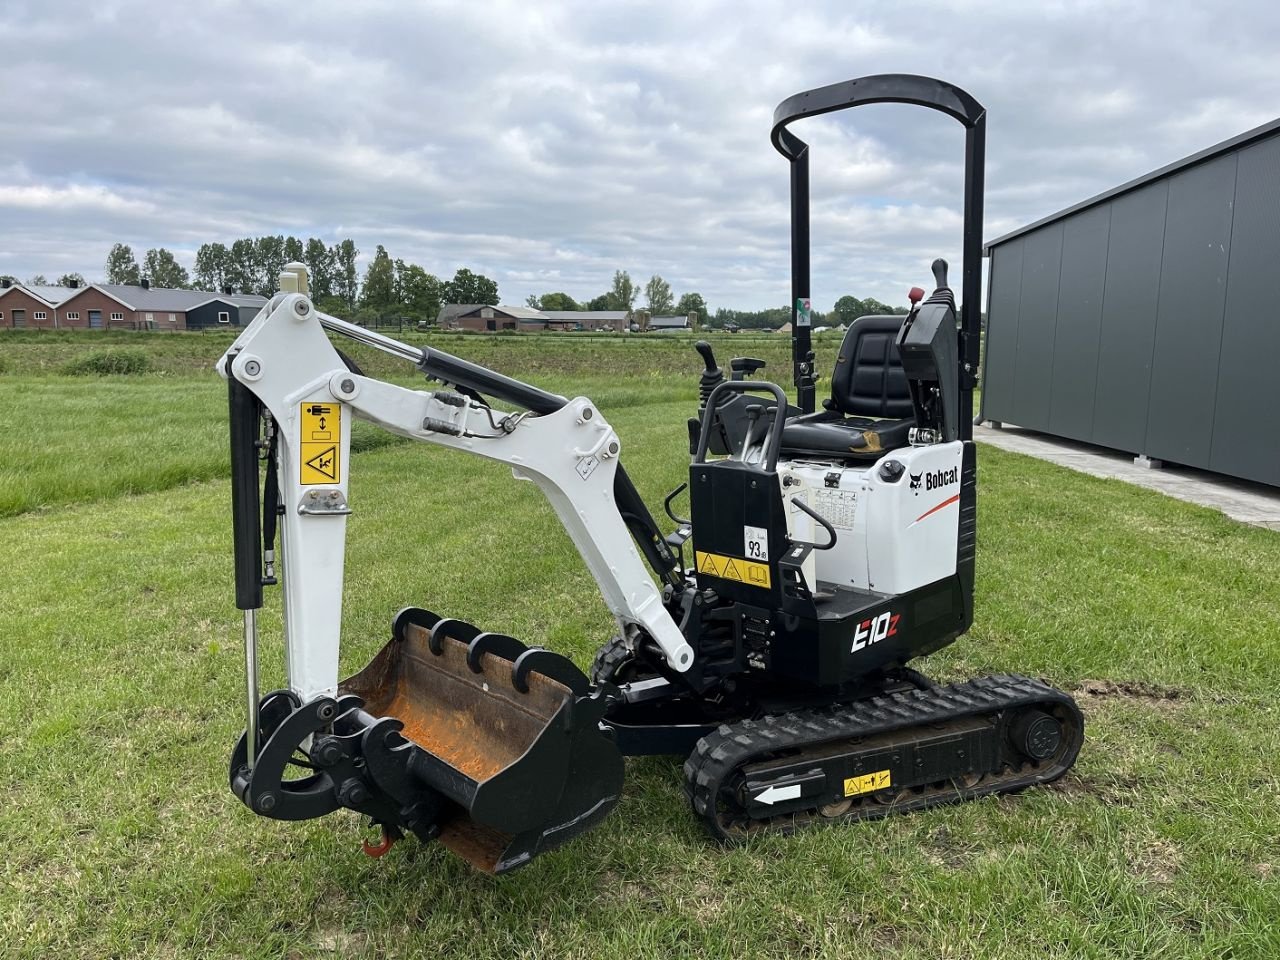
[227,368,263,766]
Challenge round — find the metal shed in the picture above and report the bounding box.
[186,294,269,330]
[980,117,1280,487]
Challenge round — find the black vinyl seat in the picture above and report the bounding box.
[780,315,914,459]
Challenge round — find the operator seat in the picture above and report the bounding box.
[779,314,914,460]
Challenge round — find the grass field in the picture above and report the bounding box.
[1,330,1278,959]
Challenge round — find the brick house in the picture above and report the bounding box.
[0,280,266,330]
[436,304,634,332]
[0,282,83,329]
[437,304,546,331]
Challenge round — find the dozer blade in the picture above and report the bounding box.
[339,608,625,873]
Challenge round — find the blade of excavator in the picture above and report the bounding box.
[340,608,624,873]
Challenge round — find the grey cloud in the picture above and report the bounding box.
[2,0,1278,309]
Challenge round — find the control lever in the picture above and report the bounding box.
[931,258,952,297]
[742,403,765,462]
[730,357,767,381]
[694,341,725,408]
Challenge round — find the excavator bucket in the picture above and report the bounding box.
[339,609,625,873]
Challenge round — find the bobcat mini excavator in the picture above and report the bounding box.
[220,75,1083,874]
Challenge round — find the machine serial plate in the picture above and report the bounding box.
[695,550,771,589]
[299,402,341,484]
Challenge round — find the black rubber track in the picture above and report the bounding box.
[683,674,1083,841]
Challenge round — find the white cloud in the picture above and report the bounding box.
[1,0,1278,308]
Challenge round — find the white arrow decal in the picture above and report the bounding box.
[754,783,802,805]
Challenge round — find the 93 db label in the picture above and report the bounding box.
[744,525,769,562]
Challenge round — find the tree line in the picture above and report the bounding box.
[713,294,908,331]
[525,270,709,325]
[6,244,910,330]
[1,271,87,288]
[90,239,501,323]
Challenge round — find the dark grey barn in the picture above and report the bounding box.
[980,117,1280,487]
[186,294,268,330]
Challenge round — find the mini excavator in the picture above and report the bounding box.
[220,75,1082,873]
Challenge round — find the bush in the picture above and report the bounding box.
[62,348,152,376]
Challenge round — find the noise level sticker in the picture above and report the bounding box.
[695,550,771,589]
[843,769,891,797]
[300,402,341,484]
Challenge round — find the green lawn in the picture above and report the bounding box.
[1,333,1278,959]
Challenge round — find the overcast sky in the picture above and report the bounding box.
[2,0,1278,311]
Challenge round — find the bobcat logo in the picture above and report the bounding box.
[909,472,923,493]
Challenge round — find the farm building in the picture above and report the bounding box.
[435,304,695,332]
[647,314,693,332]
[437,304,544,331]
[981,116,1280,487]
[0,281,85,329]
[541,310,629,331]
[186,294,270,330]
[0,279,267,331]
[438,304,633,332]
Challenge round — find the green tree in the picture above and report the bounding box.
[27,274,49,286]
[607,270,635,311]
[443,267,498,305]
[254,236,286,296]
[860,297,906,316]
[360,245,397,310]
[142,248,189,289]
[332,240,360,308]
[587,293,611,311]
[283,236,304,265]
[304,238,335,300]
[830,295,905,325]
[396,262,443,320]
[56,272,87,288]
[193,243,230,291]
[526,292,580,311]
[227,239,259,295]
[0,275,17,287]
[314,295,351,319]
[714,305,814,330]
[644,274,674,314]
[105,243,141,285]
[676,291,708,325]
[832,295,865,325]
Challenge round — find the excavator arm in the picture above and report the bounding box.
[218,265,686,872]
[220,268,690,703]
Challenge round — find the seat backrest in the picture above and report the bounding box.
[828,314,913,419]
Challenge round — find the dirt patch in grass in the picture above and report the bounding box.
[1129,836,1182,885]
[920,823,975,869]
[1046,772,1145,804]
[1074,678,1187,709]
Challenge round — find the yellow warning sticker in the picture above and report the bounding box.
[695,550,771,589]
[299,402,341,484]
[843,769,892,797]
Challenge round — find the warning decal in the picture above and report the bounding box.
[695,550,771,589]
[843,769,891,797]
[300,402,341,484]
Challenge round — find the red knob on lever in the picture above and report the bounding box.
[908,287,925,306]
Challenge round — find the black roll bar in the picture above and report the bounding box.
[770,74,985,439]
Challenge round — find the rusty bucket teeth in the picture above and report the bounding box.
[334,607,624,873]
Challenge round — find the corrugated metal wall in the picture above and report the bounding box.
[982,130,1280,487]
